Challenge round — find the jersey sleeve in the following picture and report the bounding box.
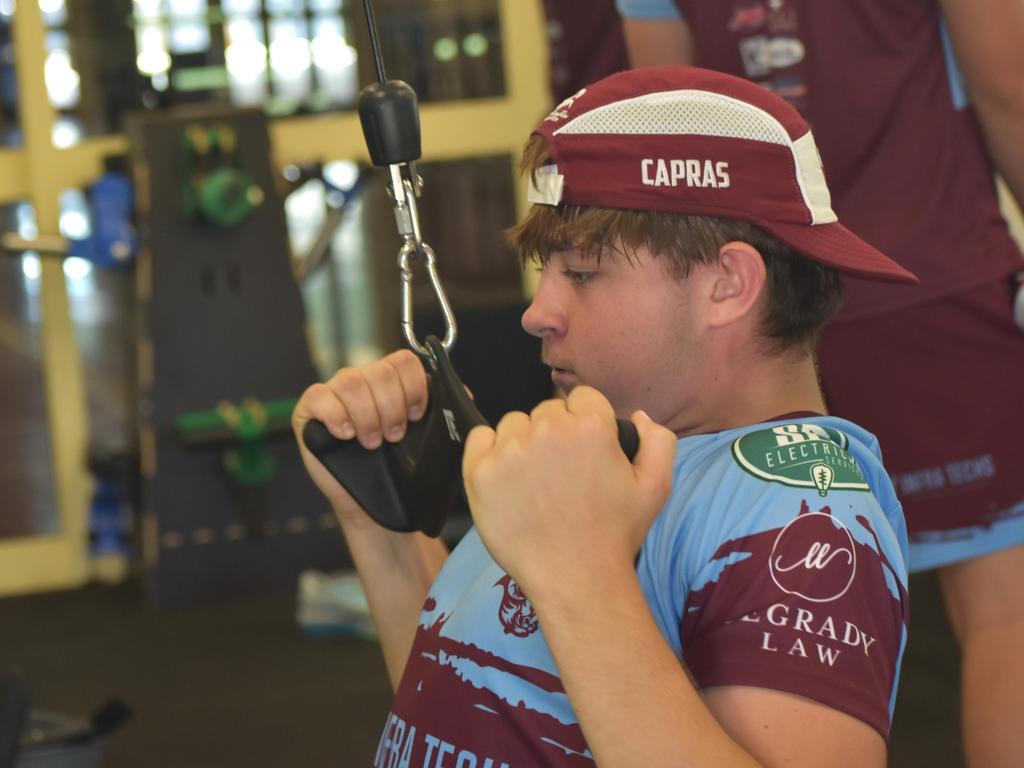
[661,424,910,739]
[615,0,682,21]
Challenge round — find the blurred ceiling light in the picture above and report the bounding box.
[324,160,360,191]
[16,203,37,239]
[463,32,488,58]
[168,0,207,18]
[137,48,172,76]
[133,0,163,16]
[169,23,210,54]
[270,37,311,78]
[63,256,93,281]
[226,39,268,75]
[433,36,458,63]
[51,118,83,149]
[60,211,90,241]
[44,49,80,108]
[39,0,65,15]
[311,33,356,70]
[21,254,41,281]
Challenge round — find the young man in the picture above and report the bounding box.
[615,4,1024,764]
[293,67,914,767]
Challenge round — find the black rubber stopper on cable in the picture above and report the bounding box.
[357,0,421,167]
[358,81,421,167]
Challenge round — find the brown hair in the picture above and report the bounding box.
[506,135,844,354]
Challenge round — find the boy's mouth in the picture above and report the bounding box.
[550,367,576,390]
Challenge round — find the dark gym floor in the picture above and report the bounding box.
[1,577,393,767]
[0,568,962,767]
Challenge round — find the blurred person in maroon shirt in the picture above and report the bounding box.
[541,0,630,103]
[617,1,1024,765]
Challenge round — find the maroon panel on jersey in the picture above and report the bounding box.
[671,0,1023,318]
[376,615,592,767]
[681,500,907,739]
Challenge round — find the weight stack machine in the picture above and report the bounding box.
[128,106,348,604]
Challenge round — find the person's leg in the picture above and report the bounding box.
[938,543,1024,768]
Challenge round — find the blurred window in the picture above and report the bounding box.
[37,0,505,147]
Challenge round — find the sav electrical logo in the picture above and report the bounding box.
[732,423,870,496]
[769,511,856,603]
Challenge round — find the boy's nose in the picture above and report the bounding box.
[521,275,566,339]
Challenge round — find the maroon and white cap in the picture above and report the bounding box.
[530,66,918,285]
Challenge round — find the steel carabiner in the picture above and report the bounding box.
[388,164,457,358]
[399,240,457,357]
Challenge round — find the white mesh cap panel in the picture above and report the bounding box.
[552,89,792,146]
[551,87,839,224]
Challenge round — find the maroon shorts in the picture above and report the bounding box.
[818,274,1024,570]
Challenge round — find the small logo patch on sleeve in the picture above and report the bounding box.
[731,423,869,496]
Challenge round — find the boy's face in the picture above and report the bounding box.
[522,244,708,431]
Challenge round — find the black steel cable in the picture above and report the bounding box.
[362,0,388,84]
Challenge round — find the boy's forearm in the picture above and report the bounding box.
[531,564,759,768]
[339,517,449,689]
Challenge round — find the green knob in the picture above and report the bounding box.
[196,167,264,227]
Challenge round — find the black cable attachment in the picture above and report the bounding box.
[303,337,640,537]
[303,336,482,536]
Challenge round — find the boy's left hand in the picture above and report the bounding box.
[462,386,677,599]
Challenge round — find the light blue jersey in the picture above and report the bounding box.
[373,416,909,767]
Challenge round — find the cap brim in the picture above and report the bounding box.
[759,219,919,285]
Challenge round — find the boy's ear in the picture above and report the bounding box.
[706,241,767,328]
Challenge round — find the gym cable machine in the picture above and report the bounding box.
[301,0,639,538]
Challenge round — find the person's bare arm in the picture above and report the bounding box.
[334,524,447,690]
[621,17,696,68]
[940,0,1024,206]
[293,351,448,688]
[704,687,886,767]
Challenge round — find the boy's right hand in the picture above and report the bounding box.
[292,349,429,529]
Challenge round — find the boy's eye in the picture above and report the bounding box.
[562,268,597,286]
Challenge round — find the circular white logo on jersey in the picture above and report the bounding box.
[769,512,857,603]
